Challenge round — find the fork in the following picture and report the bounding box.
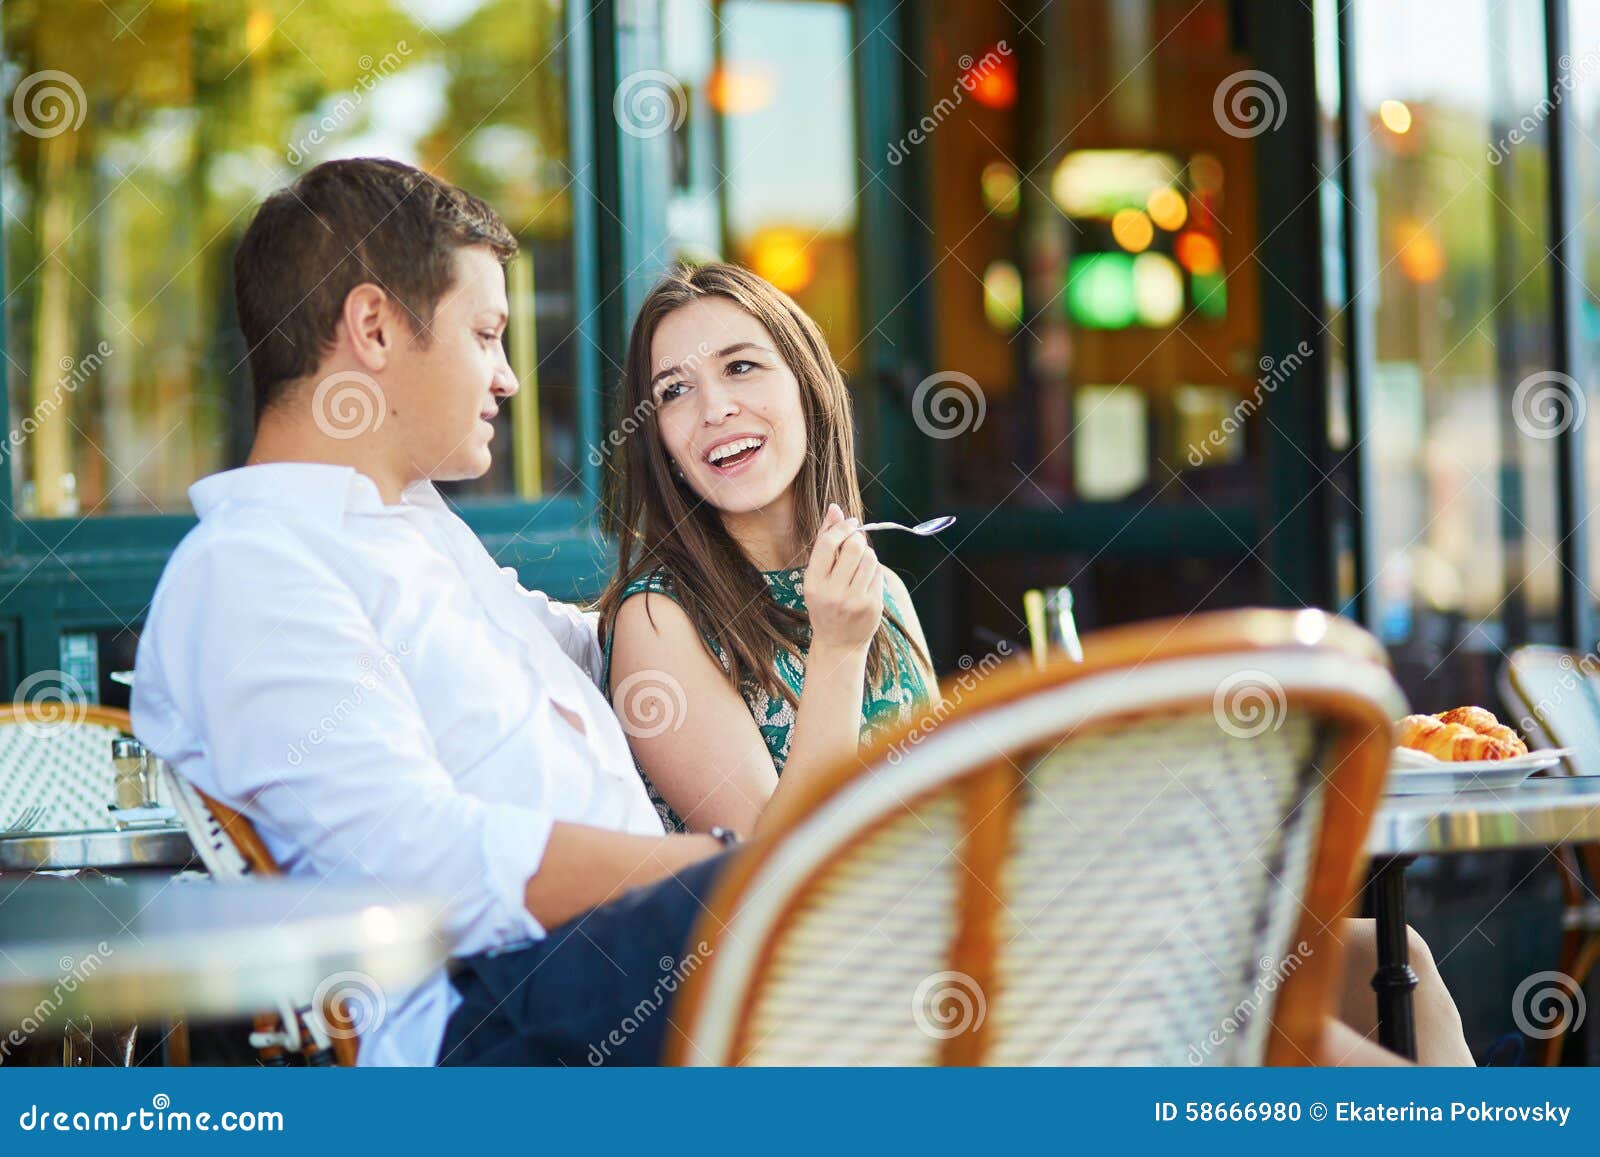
[1,804,46,834]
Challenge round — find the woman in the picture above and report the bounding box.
[598,261,1474,1066]
[598,261,934,839]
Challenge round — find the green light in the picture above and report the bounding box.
[1066,254,1137,329]
[1192,270,1227,320]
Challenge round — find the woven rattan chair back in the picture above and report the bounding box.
[0,704,139,832]
[668,609,1402,1066]
[1501,646,1600,775]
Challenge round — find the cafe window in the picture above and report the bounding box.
[1352,0,1561,703]
[2,0,585,519]
[648,0,860,369]
[919,0,1262,510]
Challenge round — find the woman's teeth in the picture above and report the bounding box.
[706,437,765,467]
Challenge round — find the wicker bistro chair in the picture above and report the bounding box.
[0,704,150,834]
[162,768,360,1066]
[667,609,1404,1066]
[0,703,150,1065]
[1499,645,1600,1065]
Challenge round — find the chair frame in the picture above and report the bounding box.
[1500,645,1600,1065]
[667,609,1401,1066]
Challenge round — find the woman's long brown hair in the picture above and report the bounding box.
[596,261,926,708]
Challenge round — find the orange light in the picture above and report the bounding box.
[1378,99,1413,134]
[749,228,814,293]
[1394,220,1444,282]
[1110,208,1154,253]
[964,50,1017,110]
[1146,186,1188,231]
[1174,231,1222,275]
[707,66,774,115]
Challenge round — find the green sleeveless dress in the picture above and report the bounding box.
[602,566,934,832]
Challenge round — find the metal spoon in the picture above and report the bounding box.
[855,515,956,536]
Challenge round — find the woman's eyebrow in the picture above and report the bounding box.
[649,342,768,387]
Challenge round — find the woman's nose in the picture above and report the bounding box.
[700,380,739,424]
[492,360,519,399]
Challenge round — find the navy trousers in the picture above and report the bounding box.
[436,852,729,1066]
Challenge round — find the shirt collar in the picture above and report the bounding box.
[188,464,445,527]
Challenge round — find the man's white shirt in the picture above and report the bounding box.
[132,463,664,1066]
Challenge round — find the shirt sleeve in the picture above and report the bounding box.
[502,567,604,687]
[136,529,552,952]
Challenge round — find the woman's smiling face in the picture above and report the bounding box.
[650,296,808,515]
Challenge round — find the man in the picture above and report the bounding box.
[134,158,1452,1068]
[133,158,737,1066]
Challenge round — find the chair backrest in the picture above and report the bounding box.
[0,704,141,831]
[162,767,359,1066]
[1500,646,1600,775]
[667,609,1402,1066]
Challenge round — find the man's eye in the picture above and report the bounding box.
[479,331,501,343]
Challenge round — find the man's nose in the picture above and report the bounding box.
[492,360,519,399]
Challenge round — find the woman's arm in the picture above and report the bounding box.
[610,591,781,834]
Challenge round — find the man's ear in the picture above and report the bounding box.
[342,282,393,373]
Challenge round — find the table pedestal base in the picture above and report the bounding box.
[1366,855,1418,1060]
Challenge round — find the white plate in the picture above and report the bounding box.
[1386,748,1569,795]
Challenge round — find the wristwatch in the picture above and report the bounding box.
[708,826,743,848]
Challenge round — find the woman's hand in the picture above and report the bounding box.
[803,503,883,654]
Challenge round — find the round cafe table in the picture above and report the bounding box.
[1366,776,1600,1059]
[0,876,444,1026]
[0,825,195,873]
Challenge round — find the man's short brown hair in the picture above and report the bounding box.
[232,157,517,416]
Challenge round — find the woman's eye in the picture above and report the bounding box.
[479,331,500,343]
[726,359,757,376]
[659,381,687,403]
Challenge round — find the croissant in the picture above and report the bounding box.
[1435,706,1527,755]
[1396,714,1523,761]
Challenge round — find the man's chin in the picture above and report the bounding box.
[429,450,494,485]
